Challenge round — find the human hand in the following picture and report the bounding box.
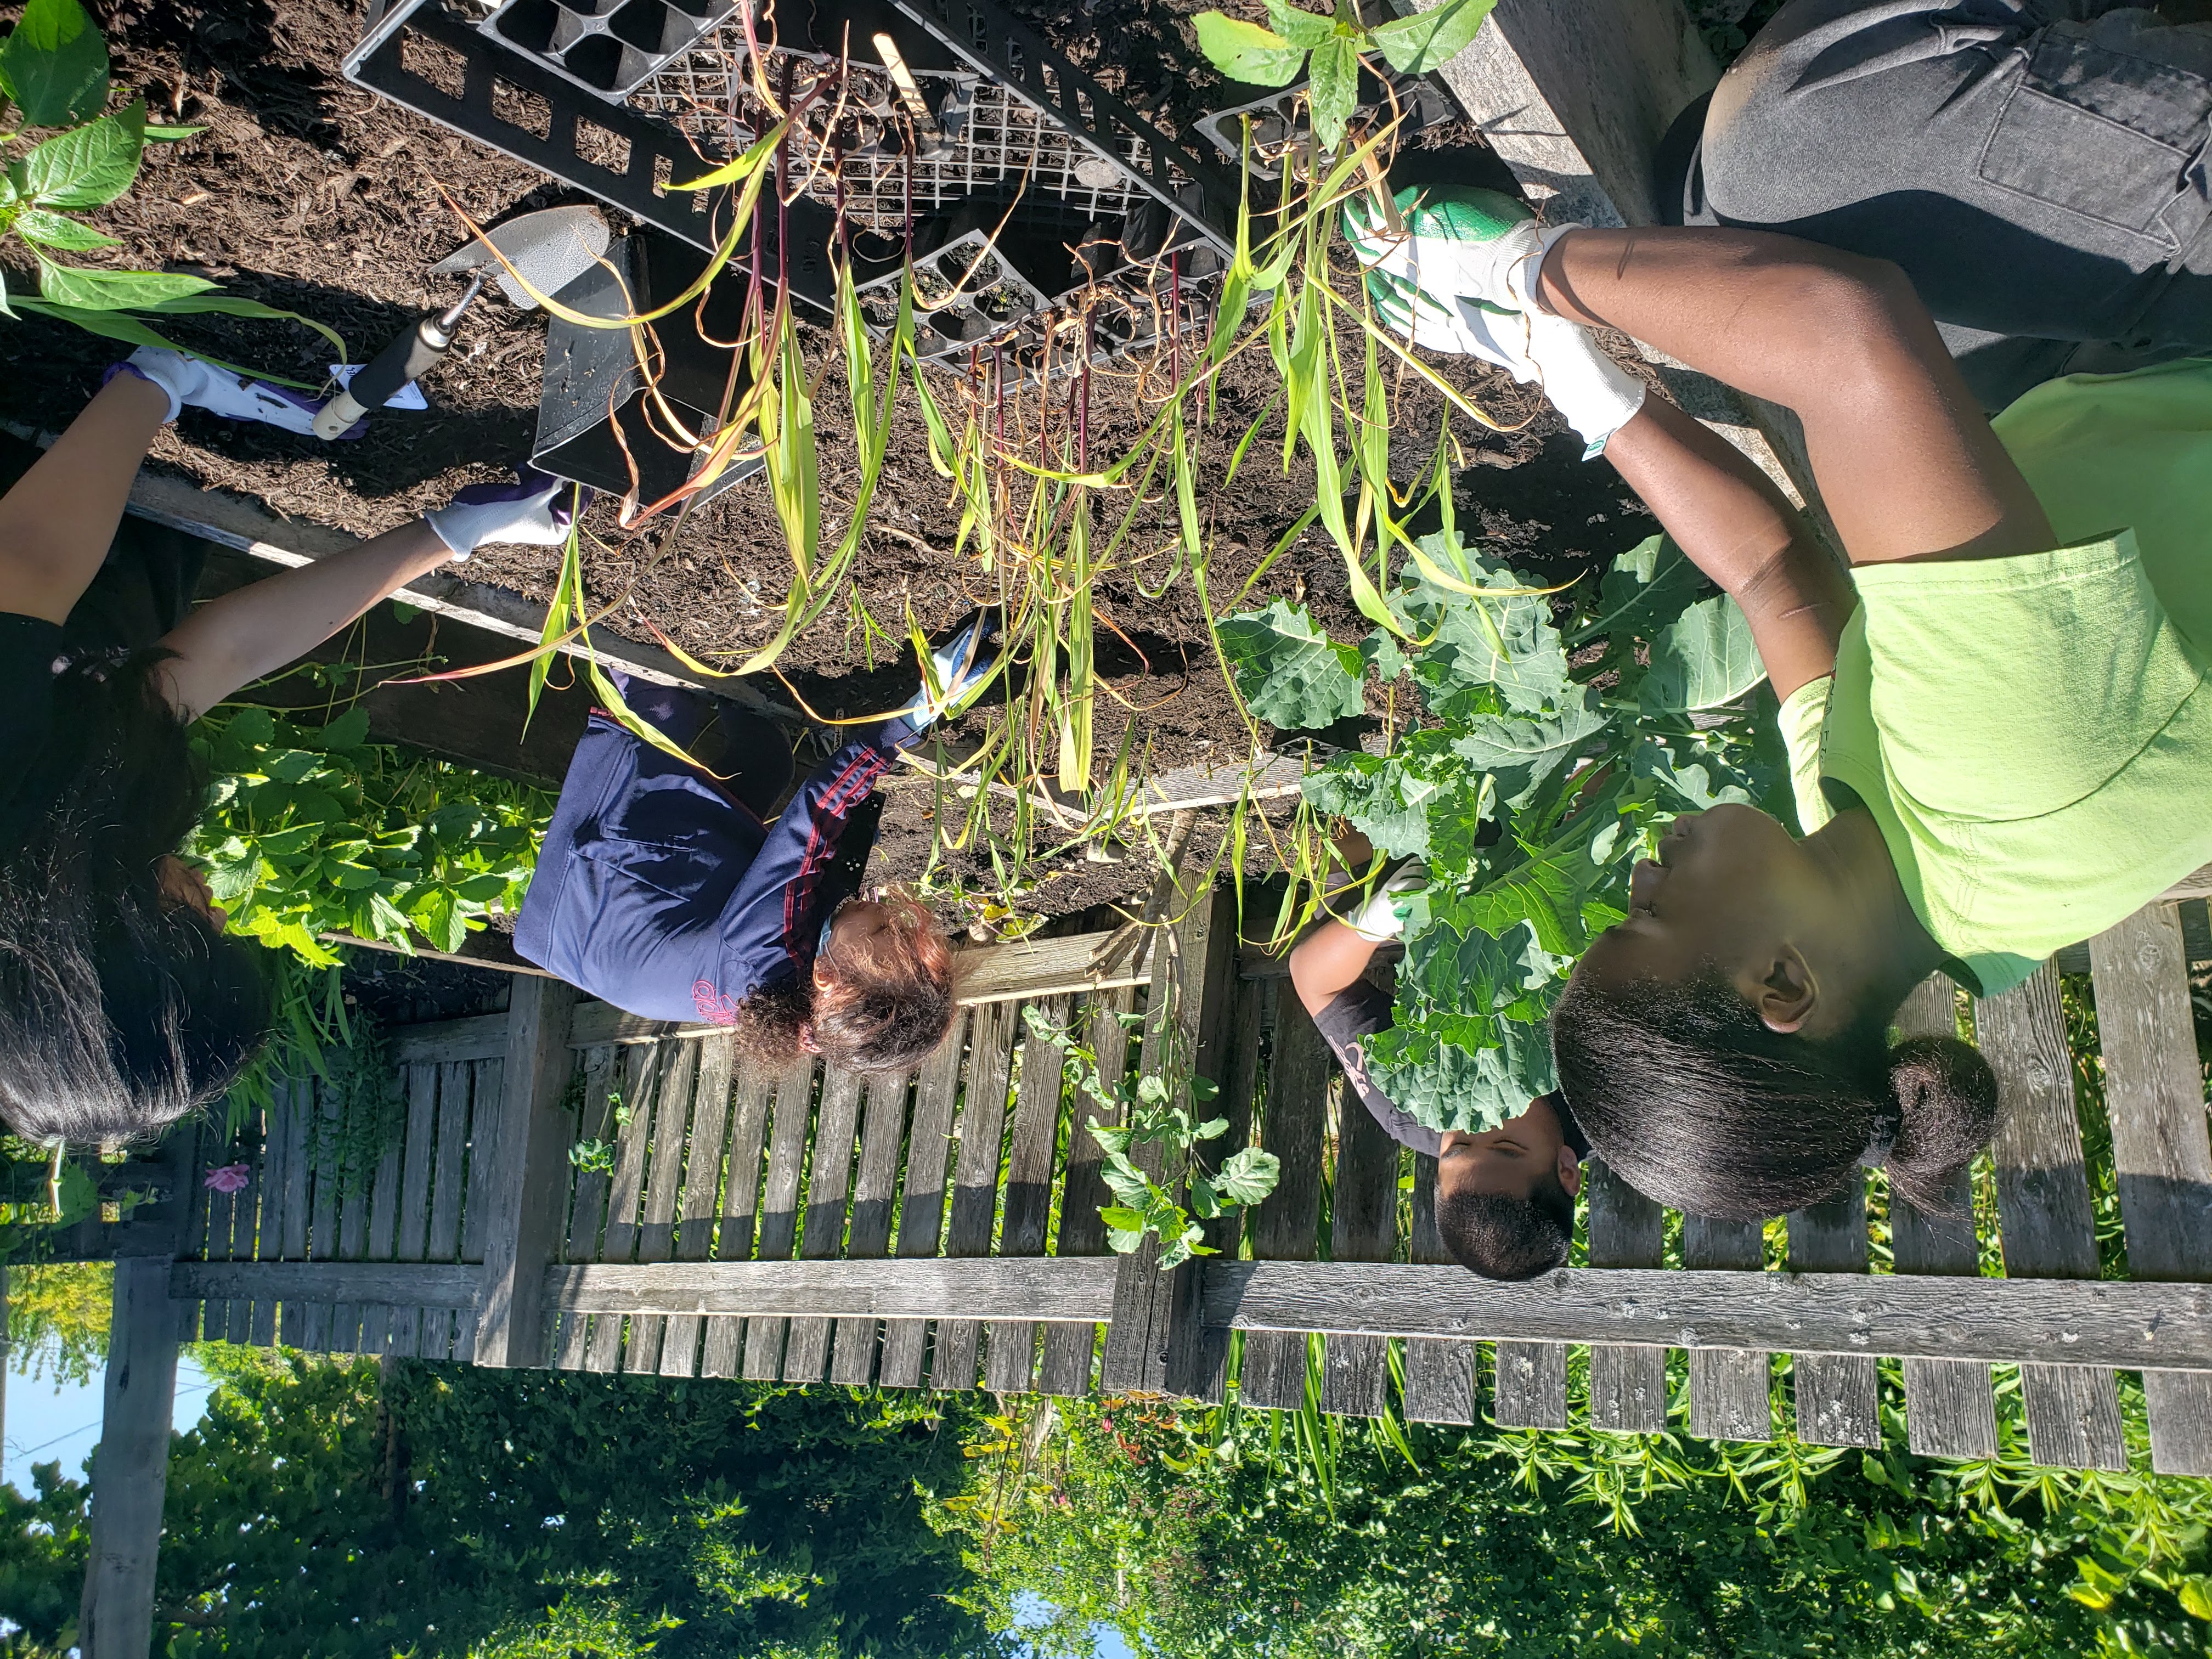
[425,467,585,562]
[1342,185,1548,316]
[1347,856,1429,944]
[899,611,1001,731]
[109,347,349,436]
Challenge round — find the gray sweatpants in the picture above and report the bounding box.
[1663,0,2212,407]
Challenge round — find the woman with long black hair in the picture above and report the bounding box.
[0,348,575,1146]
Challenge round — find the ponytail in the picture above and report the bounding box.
[1550,965,1998,1221]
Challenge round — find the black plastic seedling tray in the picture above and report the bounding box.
[482,0,737,101]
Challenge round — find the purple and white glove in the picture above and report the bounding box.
[107,347,353,437]
[425,467,584,562]
[898,612,1001,732]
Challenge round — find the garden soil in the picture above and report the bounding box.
[1,0,1664,926]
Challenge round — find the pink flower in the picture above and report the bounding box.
[204,1164,251,1193]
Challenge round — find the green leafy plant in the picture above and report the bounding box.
[188,705,554,964]
[1192,0,1500,151]
[0,0,337,368]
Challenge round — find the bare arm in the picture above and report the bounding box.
[155,521,458,720]
[1289,919,1380,1017]
[0,374,170,623]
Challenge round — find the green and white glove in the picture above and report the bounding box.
[1345,186,1646,459]
[1347,856,1430,944]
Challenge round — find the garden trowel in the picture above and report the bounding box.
[313,204,612,439]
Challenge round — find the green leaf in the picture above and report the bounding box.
[35,257,215,311]
[1396,541,1572,717]
[8,297,313,387]
[1631,736,1759,812]
[10,205,116,250]
[1264,0,1336,47]
[1215,598,1365,731]
[1362,1011,1557,1135]
[1367,0,1498,72]
[315,706,373,751]
[143,122,204,141]
[1214,1146,1281,1205]
[1571,533,1706,648]
[2176,1575,2212,1621]
[1305,35,1359,153]
[409,888,466,954]
[1301,732,1476,863]
[1,0,109,127]
[1191,13,1307,86]
[1638,592,1764,713]
[25,97,145,209]
[1098,1205,1147,1233]
[453,873,510,902]
[1449,691,1609,810]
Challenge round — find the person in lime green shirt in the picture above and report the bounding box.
[1347,201,2211,1223]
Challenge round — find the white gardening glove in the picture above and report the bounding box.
[109,346,348,436]
[899,612,1001,731]
[1347,856,1429,944]
[425,467,584,562]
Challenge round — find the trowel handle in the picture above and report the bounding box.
[313,314,455,441]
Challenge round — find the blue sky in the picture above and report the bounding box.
[4,1344,212,1499]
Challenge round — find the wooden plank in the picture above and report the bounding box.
[287,1082,328,1353]
[742,1059,819,1382]
[985,995,1074,1395]
[173,1261,484,1307]
[881,1013,969,1389]
[76,1257,182,1659]
[1680,1216,1772,1442]
[830,1070,912,1386]
[584,1046,659,1373]
[471,977,583,1369]
[1239,987,1330,1412]
[1404,1153,1477,1425]
[2090,904,2212,1475]
[781,1063,867,1383]
[658,1036,736,1379]
[934,1001,1021,1391]
[1037,985,1136,1398]
[219,1113,263,1346]
[554,1047,621,1369]
[1982,963,2127,1471]
[419,1060,473,1359]
[1787,1180,1880,1448]
[388,1011,512,1066]
[250,1086,301,1348]
[331,1100,376,1358]
[360,1080,408,1357]
[624,1040,701,1376]
[547,1256,1122,1319]
[388,1066,439,1360]
[1321,1058,1402,1420]
[699,1062,777,1378]
[1492,1340,1567,1430]
[1584,1156,1668,1431]
[1888,974,1999,1460]
[1176,949,1263,1406]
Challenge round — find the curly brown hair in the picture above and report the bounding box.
[729,894,958,1075]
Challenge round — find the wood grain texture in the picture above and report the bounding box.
[584,1046,658,1373]
[1039,986,1137,1398]
[1239,988,1330,1412]
[626,1040,701,1376]
[1492,1338,1567,1430]
[2090,904,2212,1475]
[935,1000,1021,1391]
[1175,940,1262,1406]
[1787,1180,1880,1449]
[1321,1063,1402,1420]
[332,1086,376,1357]
[77,1257,182,1659]
[1403,1154,1476,1425]
[1889,974,1998,1460]
[1679,1217,1772,1442]
[361,1084,407,1357]
[470,978,581,1370]
[782,1064,866,1384]
[172,1261,484,1306]
[289,1081,329,1353]
[701,1062,777,1379]
[986,996,1073,1395]
[744,1059,820,1383]
[883,1017,969,1387]
[1981,964,2126,1471]
[1584,1156,1668,1432]
[832,1071,913,1386]
[420,1060,474,1360]
[544,1257,1120,1319]
[554,1048,619,1370]
[251,1085,301,1348]
[660,1036,736,1379]
[388,1011,512,1066]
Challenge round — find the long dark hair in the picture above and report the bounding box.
[0,651,271,1145]
[729,894,958,1075]
[1550,963,1999,1220]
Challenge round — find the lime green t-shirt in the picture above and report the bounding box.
[1776,359,2212,997]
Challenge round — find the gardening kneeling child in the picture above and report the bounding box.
[514,619,998,1075]
[1345,188,2212,1222]
[0,348,577,1147]
[1289,840,1585,1282]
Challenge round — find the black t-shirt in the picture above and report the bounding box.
[0,611,68,853]
[1311,979,1589,1159]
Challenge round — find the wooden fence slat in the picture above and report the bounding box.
[1176,962,1264,1406]
[179,1122,217,1344]
[934,1001,1022,1391]
[2090,903,2212,1475]
[419,1060,473,1359]
[743,1059,819,1381]
[1681,1215,1772,1442]
[220,1111,262,1346]
[700,1062,777,1378]
[554,1047,620,1369]
[586,1046,660,1373]
[831,1070,913,1386]
[1321,1059,1402,1420]
[251,1085,303,1348]
[781,1065,867,1383]
[1982,963,2126,1471]
[1889,974,1999,1459]
[882,1013,969,1389]
[1584,1156,1667,1431]
[1037,985,1136,1398]
[548,1256,1120,1320]
[77,1257,181,1659]
[361,1082,408,1358]
[985,995,1074,1395]
[1405,1153,1477,1425]
[659,1035,736,1379]
[1239,988,1330,1412]
[283,1081,323,1352]
[174,1261,483,1307]
[388,1064,438,1359]
[1787,1179,1880,1447]
[624,1041,701,1376]
[334,1088,378,1357]
[470,975,580,1369]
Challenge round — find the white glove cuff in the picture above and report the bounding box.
[1522,312,1647,459]
[421,509,476,562]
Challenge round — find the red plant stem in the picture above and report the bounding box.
[776,56,793,301]
[1169,249,1183,418]
[1078,304,1092,474]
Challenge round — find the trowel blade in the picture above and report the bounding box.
[430,205,611,310]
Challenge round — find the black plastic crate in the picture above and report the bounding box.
[482,0,737,102]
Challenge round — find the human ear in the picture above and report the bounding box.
[813,956,836,990]
[1754,945,1818,1034]
[1557,1146,1582,1198]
